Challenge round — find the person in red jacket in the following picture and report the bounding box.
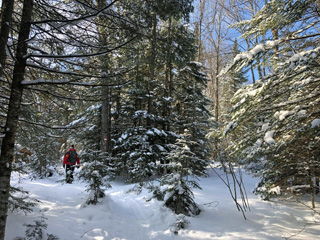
[63,145,80,183]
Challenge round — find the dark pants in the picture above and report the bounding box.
[65,165,75,183]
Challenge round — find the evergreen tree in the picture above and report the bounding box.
[24,216,59,240]
[111,0,211,183]
[150,129,204,216]
[222,0,320,205]
[9,186,39,215]
[174,61,212,160]
[0,1,34,237]
[79,150,113,205]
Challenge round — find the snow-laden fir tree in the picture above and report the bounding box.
[150,129,207,217]
[79,150,113,205]
[114,126,159,183]
[222,0,320,206]
[173,61,212,161]
[111,0,212,184]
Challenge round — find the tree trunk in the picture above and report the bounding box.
[0,0,15,81]
[247,1,258,83]
[147,13,157,127]
[0,0,33,239]
[311,173,315,208]
[309,152,316,208]
[316,151,319,195]
[272,28,279,64]
[244,39,255,83]
[316,176,319,195]
[214,49,220,122]
[197,0,205,62]
[163,17,172,131]
[214,74,219,122]
[134,64,142,126]
[97,0,111,153]
[101,73,110,152]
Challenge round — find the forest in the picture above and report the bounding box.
[0,0,319,239]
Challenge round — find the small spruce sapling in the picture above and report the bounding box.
[23,216,59,240]
[79,150,113,205]
[151,130,204,217]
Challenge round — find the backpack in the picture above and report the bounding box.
[68,150,78,164]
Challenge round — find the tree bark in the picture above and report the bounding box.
[97,0,111,153]
[147,13,157,127]
[214,44,220,122]
[197,0,205,62]
[310,167,315,208]
[163,17,172,131]
[101,74,111,152]
[272,28,279,63]
[0,0,15,81]
[0,0,33,239]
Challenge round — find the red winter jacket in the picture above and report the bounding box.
[63,148,80,165]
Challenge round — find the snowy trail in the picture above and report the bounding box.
[6,173,177,240]
[6,170,320,240]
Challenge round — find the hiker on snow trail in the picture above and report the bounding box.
[63,145,80,183]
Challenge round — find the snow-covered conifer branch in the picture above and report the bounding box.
[30,36,137,59]
[32,0,119,25]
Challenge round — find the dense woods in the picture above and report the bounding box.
[0,0,319,239]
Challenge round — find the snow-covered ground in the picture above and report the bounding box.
[5,168,320,240]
